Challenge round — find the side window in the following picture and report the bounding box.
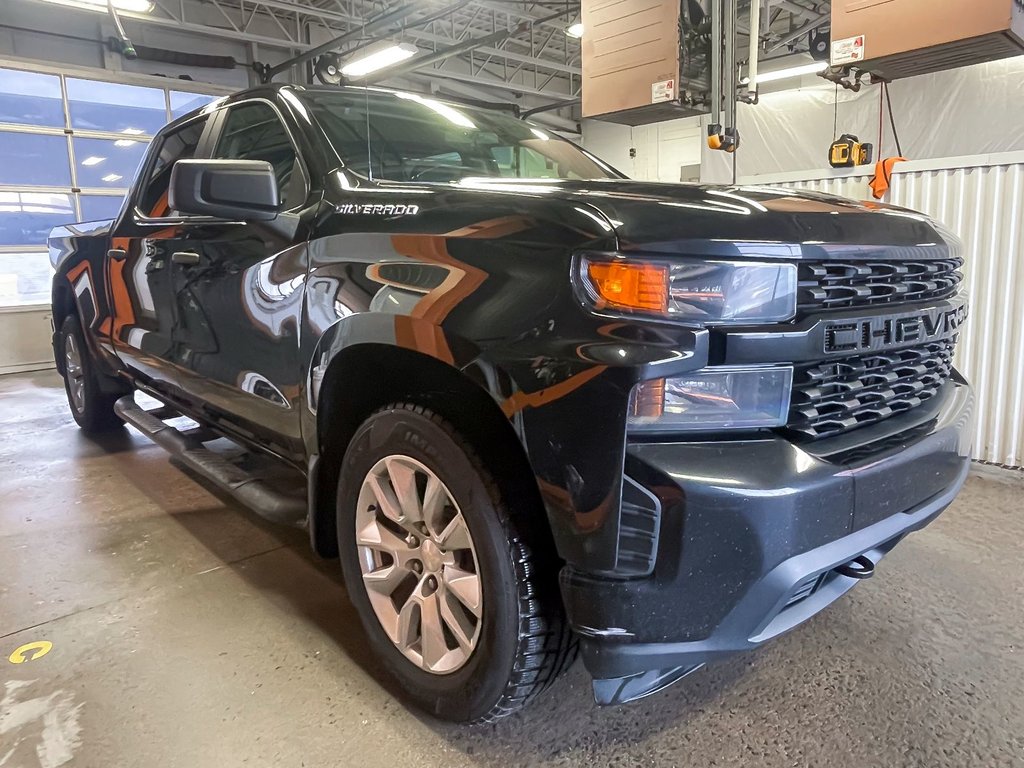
[489,145,561,179]
[138,118,207,218]
[214,102,302,209]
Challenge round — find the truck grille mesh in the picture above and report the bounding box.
[798,258,964,311]
[787,339,957,439]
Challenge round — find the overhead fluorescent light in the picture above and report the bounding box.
[81,156,105,166]
[114,139,137,147]
[341,42,418,78]
[566,22,584,38]
[32,0,154,12]
[121,127,145,135]
[756,62,827,84]
[101,173,123,182]
[394,92,476,129]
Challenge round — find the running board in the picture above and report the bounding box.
[114,395,306,525]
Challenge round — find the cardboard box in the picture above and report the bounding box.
[831,0,1024,79]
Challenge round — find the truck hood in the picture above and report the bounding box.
[454,178,959,261]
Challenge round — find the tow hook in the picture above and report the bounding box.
[835,554,876,580]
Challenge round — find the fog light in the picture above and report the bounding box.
[629,366,793,432]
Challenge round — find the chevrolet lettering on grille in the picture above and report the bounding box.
[824,297,969,354]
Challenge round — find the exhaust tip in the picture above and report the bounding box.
[835,554,875,580]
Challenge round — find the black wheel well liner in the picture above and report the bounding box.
[51,283,75,374]
[310,344,549,559]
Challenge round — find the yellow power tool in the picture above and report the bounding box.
[829,134,874,168]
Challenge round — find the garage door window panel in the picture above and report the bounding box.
[136,118,208,219]
[0,68,64,128]
[79,195,126,223]
[0,132,72,187]
[170,91,217,120]
[0,192,75,246]
[0,251,53,306]
[66,78,166,135]
[73,136,149,190]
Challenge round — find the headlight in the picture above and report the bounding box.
[577,255,797,324]
[629,366,793,432]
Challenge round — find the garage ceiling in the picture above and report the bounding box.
[120,0,831,102]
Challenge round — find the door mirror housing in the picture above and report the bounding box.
[169,159,280,221]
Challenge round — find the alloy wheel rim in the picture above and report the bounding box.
[355,455,483,675]
[64,334,86,414]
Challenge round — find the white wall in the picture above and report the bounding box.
[582,115,703,181]
[744,152,1024,469]
[0,307,52,374]
[703,54,1024,184]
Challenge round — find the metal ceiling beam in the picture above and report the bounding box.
[356,21,530,81]
[263,1,422,80]
[775,0,827,21]
[239,0,582,76]
[765,10,829,52]
[407,74,581,131]
[418,70,576,99]
[381,23,581,75]
[468,0,576,33]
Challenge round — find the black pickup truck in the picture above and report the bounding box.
[48,83,973,722]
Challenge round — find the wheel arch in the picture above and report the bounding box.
[309,341,548,560]
[51,281,76,375]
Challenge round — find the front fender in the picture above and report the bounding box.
[299,206,708,574]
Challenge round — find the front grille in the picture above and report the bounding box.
[798,258,964,311]
[787,339,956,439]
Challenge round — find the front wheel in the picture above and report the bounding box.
[336,403,575,722]
[59,315,125,433]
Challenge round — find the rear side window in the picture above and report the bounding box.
[214,102,302,209]
[137,118,207,218]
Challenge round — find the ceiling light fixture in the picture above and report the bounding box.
[121,128,145,135]
[31,0,154,13]
[341,42,419,78]
[114,139,137,147]
[755,62,827,84]
[566,22,584,38]
[101,173,123,182]
[394,92,476,129]
[81,156,105,166]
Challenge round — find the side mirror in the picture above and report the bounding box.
[169,159,280,221]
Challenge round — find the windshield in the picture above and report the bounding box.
[300,88,620,183]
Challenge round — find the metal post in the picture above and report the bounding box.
[747,0,761,98]
[710,0,722,125]
[723,0,736,130]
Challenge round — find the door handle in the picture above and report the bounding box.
[107,248,127,261]
[172,251,202,266]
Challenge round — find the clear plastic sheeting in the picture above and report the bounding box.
[703,55,1024,183]
[744,152,1024,469]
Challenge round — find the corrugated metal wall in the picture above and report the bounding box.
[746,154,1024,468]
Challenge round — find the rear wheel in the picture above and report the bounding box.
[59,314,125,433]
[336,403,575,722]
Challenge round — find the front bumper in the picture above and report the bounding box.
[561,377,974,704]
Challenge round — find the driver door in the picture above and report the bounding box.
[107,114,213,395]
[167,99,314,463]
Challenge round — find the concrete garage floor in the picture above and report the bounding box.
[1,370,1022,768]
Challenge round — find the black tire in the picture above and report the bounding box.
[336,403,576,723]
[58,314,125,433]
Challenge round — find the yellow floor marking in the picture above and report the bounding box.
[8,640,53,664]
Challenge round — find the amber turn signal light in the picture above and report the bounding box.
[585,261,669,313]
